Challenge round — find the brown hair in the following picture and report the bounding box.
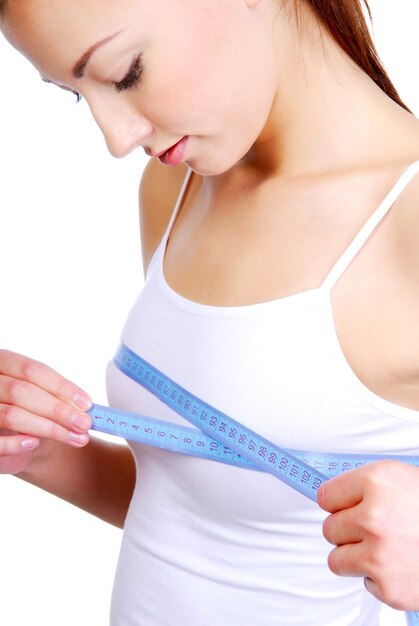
[290,0,413,113]
[0,0,413,114]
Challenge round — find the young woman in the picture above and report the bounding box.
[1,1,419,624]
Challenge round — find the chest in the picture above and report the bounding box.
[162,170,419,410]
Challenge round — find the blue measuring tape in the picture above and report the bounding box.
[88,342,419,625]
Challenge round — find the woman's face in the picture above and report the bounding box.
[2,0,281,175]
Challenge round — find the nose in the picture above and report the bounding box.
[88,99,153,158]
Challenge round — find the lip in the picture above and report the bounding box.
[147,140,183,158]
[157,136,188,166]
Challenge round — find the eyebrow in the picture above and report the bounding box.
[72,29,125,79]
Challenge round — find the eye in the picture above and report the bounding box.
[114,55,144,93]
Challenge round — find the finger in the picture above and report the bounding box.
[363,577,405,611]
[0,350,92,410]
[0,375,92,432]
[0,403,90,447]
[327,542,366,578]
[0,434,40,456]
[317,469,364,513]
[323,508,364,547]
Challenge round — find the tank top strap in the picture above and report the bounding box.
[146,165,193,277]
[161,166,194,245]
[321,159,419,292]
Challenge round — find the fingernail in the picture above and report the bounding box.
[73,393,92,411]
[69,432,89,445]
[71,412,91,430]
[22,438,39,450]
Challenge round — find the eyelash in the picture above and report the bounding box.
[114,55,144,93]
[42,54,144,104]
[42,76,83,104]
[74,55,144,102]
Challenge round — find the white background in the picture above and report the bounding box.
[0,2,418,625]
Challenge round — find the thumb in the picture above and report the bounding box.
[364,577,380,601]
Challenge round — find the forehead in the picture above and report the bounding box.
[2,0,239,83]
[2,0,160,77]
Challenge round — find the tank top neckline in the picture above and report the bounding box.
[151,159,419,319]
[141,160,419,423]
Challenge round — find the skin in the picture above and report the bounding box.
[1,0,419,610]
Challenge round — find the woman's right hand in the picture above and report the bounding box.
[0,349,92,476]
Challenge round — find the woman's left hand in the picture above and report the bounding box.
[317,460,419,611]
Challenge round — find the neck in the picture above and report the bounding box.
[234,5,419,182]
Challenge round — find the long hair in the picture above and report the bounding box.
[292,0,413,113]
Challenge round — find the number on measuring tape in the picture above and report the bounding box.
[88,342,419,625]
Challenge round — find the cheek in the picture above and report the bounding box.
[140,10,242,123]
[140,46,219,130]
[147,45,257,130]
[141,9,277,149]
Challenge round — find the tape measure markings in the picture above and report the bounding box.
[89,404,257,471]
[89,403,419,477]
[112,343,328,502]
[89,342,419,626]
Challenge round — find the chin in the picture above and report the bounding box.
[185,158,236,178]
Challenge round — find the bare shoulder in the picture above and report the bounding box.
[138,160,192,276]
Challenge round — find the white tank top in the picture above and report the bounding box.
[107,160,419,626]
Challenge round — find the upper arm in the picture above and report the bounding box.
[138,159,190,277]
